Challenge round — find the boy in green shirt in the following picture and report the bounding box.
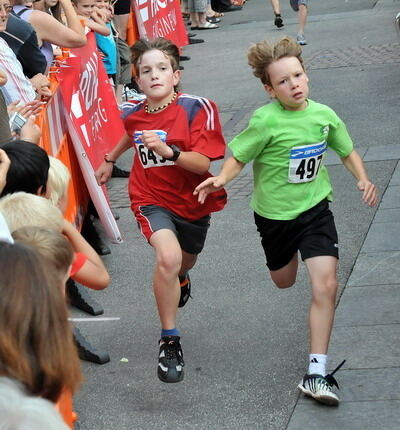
[194,36,377,406]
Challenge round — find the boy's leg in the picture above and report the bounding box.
[304,255,338,355]
[149,229,182,330]
[269,253,298,289]
[298,255,341,405]
[180,249,198,276]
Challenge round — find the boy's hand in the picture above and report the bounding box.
[194,175,227,204]
[357,179,377,207]
[142,131,172,159]
[0,149,11,194]
[95,161,114,185]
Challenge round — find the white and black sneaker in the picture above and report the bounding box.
[298,360,346,406]
[157,336,185,383]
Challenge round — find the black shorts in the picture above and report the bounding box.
[254,199,339,271]
[114,0,131,15]
[136,205,211,255]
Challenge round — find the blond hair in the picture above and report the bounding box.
[0,192,63,232]
[247,36,304,86]
[47,156,71,207]
[12,226,73,283]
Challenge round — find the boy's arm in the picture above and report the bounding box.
[341,149,377,206]
[95,132,131,185]
[87,13,111,36]
[194,156,245,204]
[62,220,110,290]
[141,131,210,175]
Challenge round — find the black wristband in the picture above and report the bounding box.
[104,154,116,164]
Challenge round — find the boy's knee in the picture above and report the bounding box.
[312,279,338,301]
[272,278,296,289]
[156,249,182,274]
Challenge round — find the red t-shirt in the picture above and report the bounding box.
[122,93,227,221]
[70,252,87,277]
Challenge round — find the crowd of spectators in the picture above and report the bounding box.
[0,0,243,427]
[0,0,130,426]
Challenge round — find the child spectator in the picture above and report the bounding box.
[95,37,227,383]
[0,191,110,290]
[194,36,377,405]
[0,241,81,427]
[47,155,71,212]
[71,0,110,36]
[12,225,74,291]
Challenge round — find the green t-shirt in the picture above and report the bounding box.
[228,100,354,220]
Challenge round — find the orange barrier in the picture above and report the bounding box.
[37,54,90,230]
[36,52,88,428]
[127,9,139,47]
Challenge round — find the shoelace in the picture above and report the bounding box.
[324,359,346,389]
[163,341,184,364]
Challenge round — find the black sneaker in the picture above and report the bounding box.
[157,336,185,383]
[111,164,130,178]
[178,273,192,308]
[274,14,284,28]
[298,360,346,406]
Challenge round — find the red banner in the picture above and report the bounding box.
[132,0,188,47]
[56,32,123,243]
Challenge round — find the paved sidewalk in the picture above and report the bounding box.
[74,1,400,429]
[287,160,400,429]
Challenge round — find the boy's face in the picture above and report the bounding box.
[136,49,180,104]
[264,57,309,111]
[74,0,95,17]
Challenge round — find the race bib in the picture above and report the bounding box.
[288,141,327,183]
[134,130,174,169]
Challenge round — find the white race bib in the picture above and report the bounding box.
[288,141,327,183]
[135,143,175,169]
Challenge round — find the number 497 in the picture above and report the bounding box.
[296,155,323,180]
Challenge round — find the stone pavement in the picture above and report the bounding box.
[73,1,400,429]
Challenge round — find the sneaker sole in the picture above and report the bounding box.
[157,368,184,383]
[298,384,339,406]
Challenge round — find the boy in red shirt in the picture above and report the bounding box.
[95,37,227,383]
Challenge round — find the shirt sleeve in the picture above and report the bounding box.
[70,252,88,277]
[327,114,354,158]
[228,111,267,164]
[187,99,226,161]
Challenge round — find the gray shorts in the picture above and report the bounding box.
[136,205,211,255]
[290,0,308,12]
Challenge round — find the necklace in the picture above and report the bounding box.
[145,92,177,113]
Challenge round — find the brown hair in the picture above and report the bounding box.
[0,241,82,402]
[131,38,180,91]
[247,36,304,86]
[12,226,74,285]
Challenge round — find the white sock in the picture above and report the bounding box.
[308,354,327,376]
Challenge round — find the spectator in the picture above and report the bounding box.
[0,147,10,194]
[0,140,49,197]
[71,0,110,36]
[0,191,110,290]
[13,225,74,291]
[0,377,69,430]
[12,0,87,71]
[1,11,47,77]
[112,0,129,41]
[0,241,82,407]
